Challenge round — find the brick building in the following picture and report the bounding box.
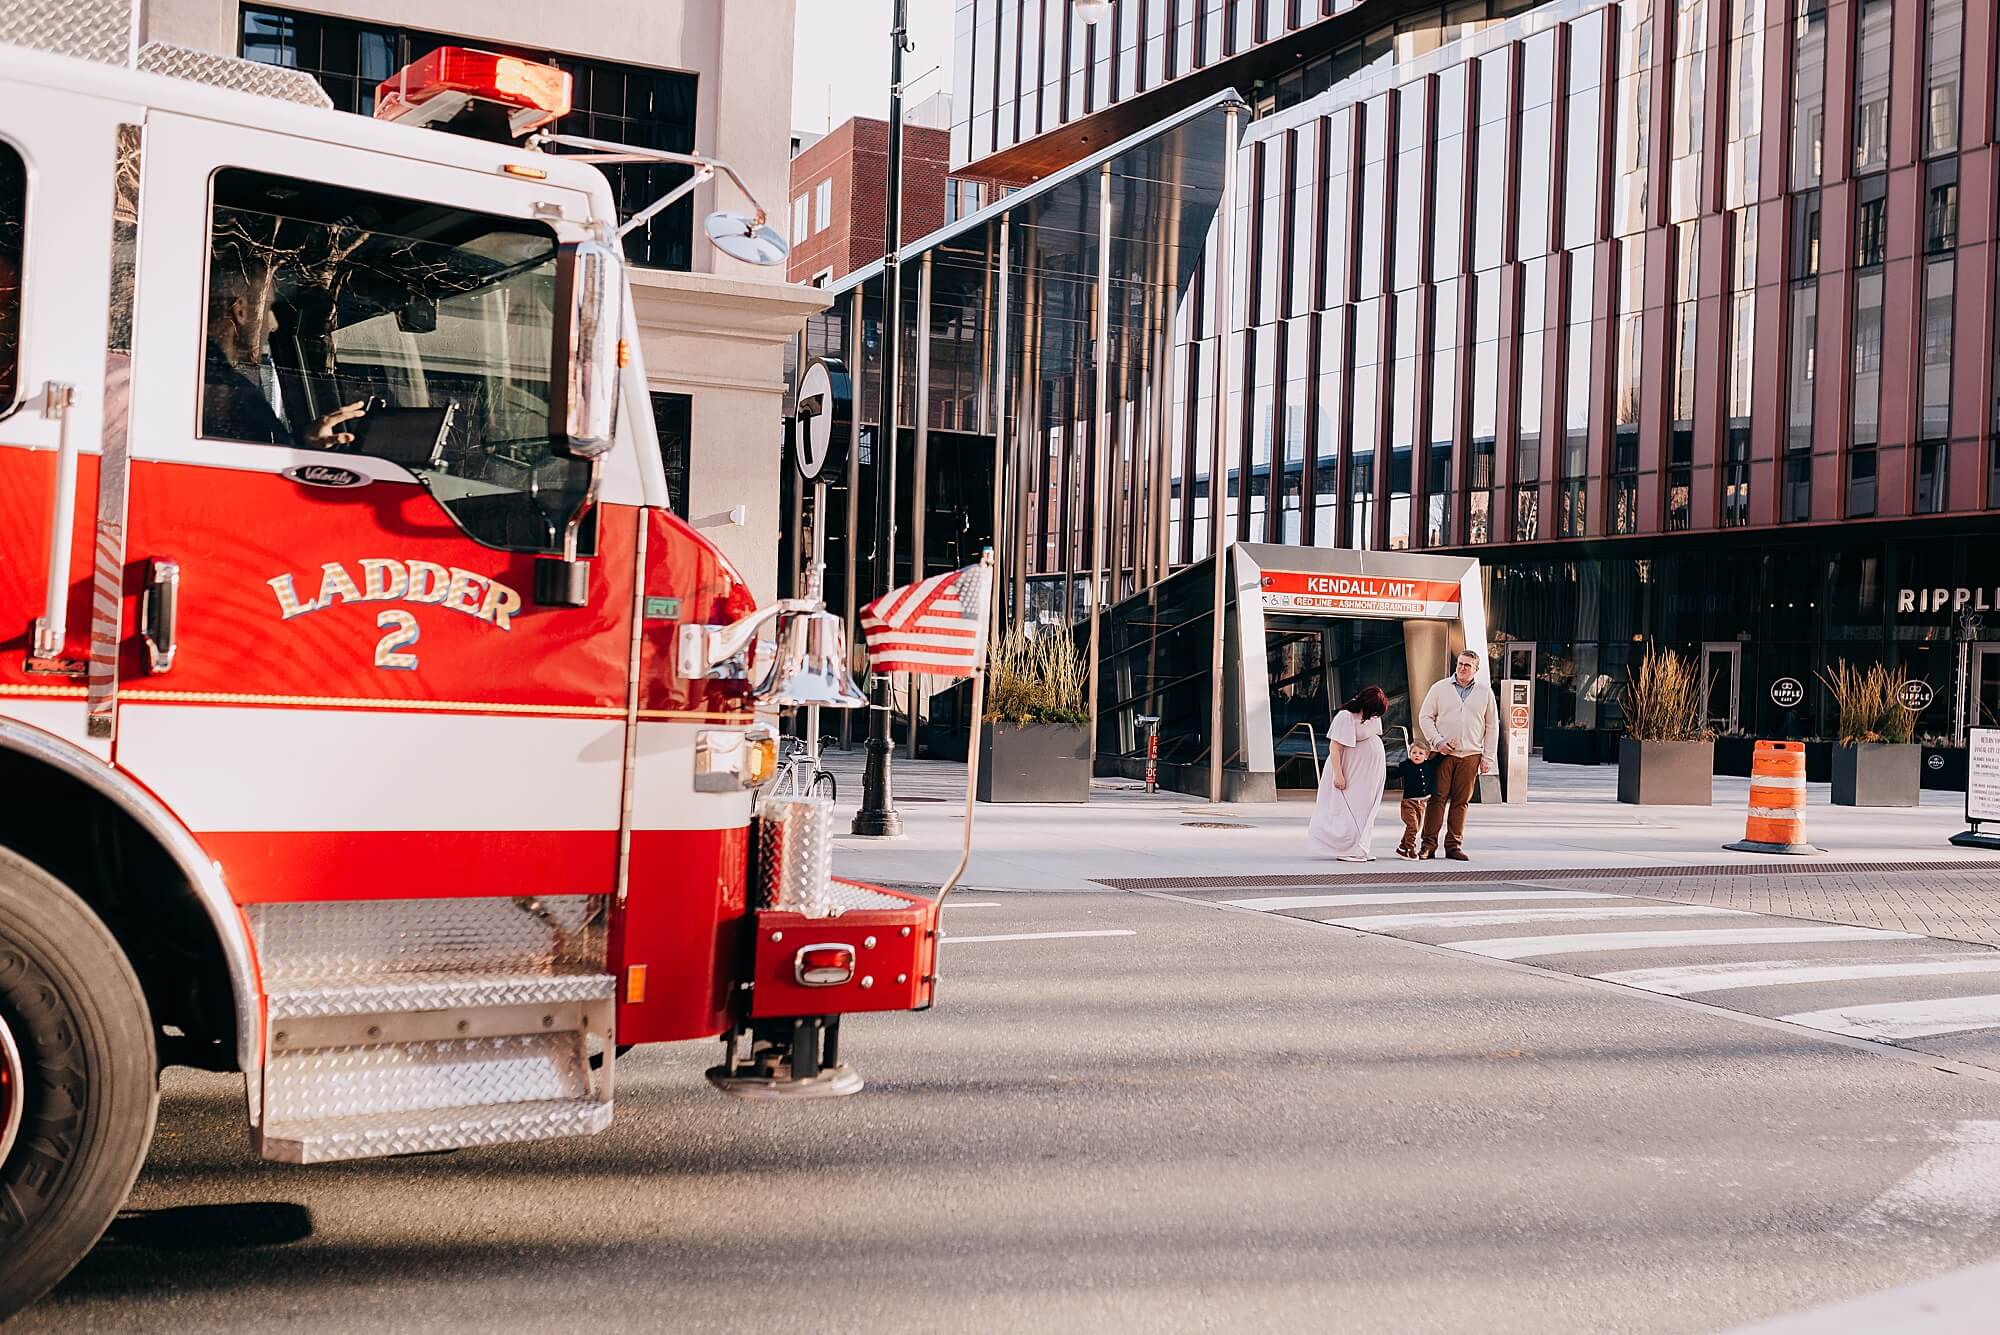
[787,114,997,285]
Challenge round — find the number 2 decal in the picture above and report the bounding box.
[374,609,420,670]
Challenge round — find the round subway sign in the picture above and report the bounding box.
[794,357,853,484]
[1769,677,1805,709]
[1899,679,1936,712]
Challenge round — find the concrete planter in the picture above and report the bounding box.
[1831,743,1920,807]
[1543,729,1602,766]
[977,721,1090,803]
[1617,738,1715,806]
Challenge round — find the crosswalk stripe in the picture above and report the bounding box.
[1599,956,2000,996]
[1324,905,1748,931]
[1454,926,1916,960]
[1224,890,1623,910]
[1778,994,2000,1041]
[940,930,1137,945]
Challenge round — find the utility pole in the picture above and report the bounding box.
[853,0,910,837]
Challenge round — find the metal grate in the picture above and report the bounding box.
[1099,858,2000,891]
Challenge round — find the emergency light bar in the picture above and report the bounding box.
[375,47,572,138]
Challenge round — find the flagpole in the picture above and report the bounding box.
[935,548,995,905]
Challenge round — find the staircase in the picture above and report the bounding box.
[244,896,615,1164]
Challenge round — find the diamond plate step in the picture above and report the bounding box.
[261,1097,615,1164]
[265,971,614,1021]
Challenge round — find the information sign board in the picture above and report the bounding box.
[1968,728,2000,826]
[1503,678,1531,805]
[1256,571,1462,619]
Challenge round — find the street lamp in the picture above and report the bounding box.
[1073,0,1114,24]
[853,0,913,838]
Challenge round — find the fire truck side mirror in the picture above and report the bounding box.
[549,237,625,460]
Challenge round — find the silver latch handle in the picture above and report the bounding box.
[141,558,179,674]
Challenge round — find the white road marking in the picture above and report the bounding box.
[939,902,1003,908]
[1842,1121,2000,1238]
[940,930,1138,945]
[1225,890,1624,910]
[1455,926,1916,960]
[1600,956,2000,996]
[1778,993,2000,1041]
[1326,905,1747,931]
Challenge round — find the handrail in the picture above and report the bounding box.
[1276,721,1322,780]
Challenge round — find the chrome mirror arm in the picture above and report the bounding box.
[523,134,772,231]
[679,598,818,680]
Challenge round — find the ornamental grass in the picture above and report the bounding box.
[984,628,1088,726]
[1819,660,1914,746]
[1623,645,1712,743]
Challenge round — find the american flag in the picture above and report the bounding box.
[858,561,990,678]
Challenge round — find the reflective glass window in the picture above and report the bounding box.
[1565,13,1606,251]
[1315,310,1346,542]
[1434,67,1468,280]
[1785,284,1818,459]
[1282,317,1310,543]
[1920,256,1954,443]
[1428,278,1460,547]
[1614,1,1655,237]
[1927,162,1960,252]
[1519,33,1557,260]
[1669,0,1710,223]
[1791,0,1827,189]
[1925,0,1962,155]
[1851,271,1885,449]
[1474,50,1512,272]
[1393,87,1428,293]
[1358,96,1389,301]
[1323,109,1353,309]
[1725,0,1764,210]
[1291,124,1320,318]
[1854,0,1893,175]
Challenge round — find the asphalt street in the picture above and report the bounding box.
[17,886,2000,1334]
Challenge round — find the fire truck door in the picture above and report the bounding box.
[112,112,640,907]
[0,83,145,757]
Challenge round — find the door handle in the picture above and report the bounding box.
[141,558,179,674]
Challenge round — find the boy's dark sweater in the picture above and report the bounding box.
[1396,754,1440,799]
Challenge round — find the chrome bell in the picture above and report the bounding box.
[756,609,867,708]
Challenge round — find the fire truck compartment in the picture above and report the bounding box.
[748,880,938,1020]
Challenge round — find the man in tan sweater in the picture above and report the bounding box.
[1415,649,1499,860]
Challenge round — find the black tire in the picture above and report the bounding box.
[811,770,837,803]
[0,848,158,1320]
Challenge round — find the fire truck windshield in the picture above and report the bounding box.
[203,168,596,555]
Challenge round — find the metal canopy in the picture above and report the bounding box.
[827,87,1245,301]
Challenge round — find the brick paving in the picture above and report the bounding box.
[1556,869,2000,948]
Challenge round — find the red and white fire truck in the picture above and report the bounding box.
[0,8,935,1314]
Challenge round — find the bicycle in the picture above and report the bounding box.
[770,734,837,802]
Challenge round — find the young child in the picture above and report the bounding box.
[1395,741,1439,860]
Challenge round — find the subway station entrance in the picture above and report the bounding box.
[1099,543,1488,801]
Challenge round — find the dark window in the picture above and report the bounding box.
[1792,191,1821,278]
[1847,447,1878,516]
[1783,453,1812,522]
[0,142,21,411]
[1666,427,1693,530]
[1513,483,1539,542]
[1723,427,1750,526]
[240,7,698,271]
[205,169,591,555]
[1916,440,1947,513]
[1855,193,1887,268]
[1926,163,1959,252]
[651,392,691,519]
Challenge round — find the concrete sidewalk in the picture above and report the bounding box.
[818,750,1997,893]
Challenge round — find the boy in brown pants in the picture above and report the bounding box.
[1394,741,1438,860]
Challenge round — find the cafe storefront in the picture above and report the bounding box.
[1479,521,2000,757]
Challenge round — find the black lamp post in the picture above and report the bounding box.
[852,0,913,837]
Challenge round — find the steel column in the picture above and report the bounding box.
[1087,162,1114,758]
[1207,106,1241,805]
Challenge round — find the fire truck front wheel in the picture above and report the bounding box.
[0,848,159,1320]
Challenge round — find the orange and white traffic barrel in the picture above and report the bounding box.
[1724,740,1821,855]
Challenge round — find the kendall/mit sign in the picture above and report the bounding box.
[1257,570,1463,620]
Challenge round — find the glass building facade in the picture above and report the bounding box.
[929,0,2000,750]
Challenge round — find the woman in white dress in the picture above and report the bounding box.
[1307,685,1390,862]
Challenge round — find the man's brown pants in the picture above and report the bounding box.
[1419,753,1482,854]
